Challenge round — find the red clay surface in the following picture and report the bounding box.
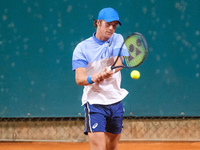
[0,141,200,150]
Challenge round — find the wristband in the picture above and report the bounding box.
[87,75,94,84]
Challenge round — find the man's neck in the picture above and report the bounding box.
[95,29,109,41]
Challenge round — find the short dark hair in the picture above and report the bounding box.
[93,20,103,28]
[93,20,98,28]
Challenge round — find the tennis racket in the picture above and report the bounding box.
[109,32,148,71]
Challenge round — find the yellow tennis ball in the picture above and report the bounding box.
[130,70,140,79]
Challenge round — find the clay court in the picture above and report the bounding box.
[1,1,200,150]
[1,141,200,150]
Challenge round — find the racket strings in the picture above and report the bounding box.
[123,35,146,67]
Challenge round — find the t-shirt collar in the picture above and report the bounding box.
[92,32,111,45]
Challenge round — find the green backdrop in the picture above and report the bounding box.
[0,0,199,118]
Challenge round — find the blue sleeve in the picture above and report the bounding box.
[113,34,129,57]
[72,43,88,71]
[72,59,88,71]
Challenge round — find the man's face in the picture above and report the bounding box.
[96,20,118,41]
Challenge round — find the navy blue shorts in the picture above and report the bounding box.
[84,101,124,135]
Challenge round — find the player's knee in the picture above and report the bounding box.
[88,132,106,150]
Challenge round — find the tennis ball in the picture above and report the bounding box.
[130,70,140,79]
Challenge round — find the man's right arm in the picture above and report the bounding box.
[75,67,103,86]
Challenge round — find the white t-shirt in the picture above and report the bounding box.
[72,32,128,105]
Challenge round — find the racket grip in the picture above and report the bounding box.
[108,66,115,73]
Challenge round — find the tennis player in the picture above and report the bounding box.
[72,7,128,150]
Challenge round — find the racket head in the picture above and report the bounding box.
[120,32,148,68]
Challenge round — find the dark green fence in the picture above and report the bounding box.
[0,0,199,118]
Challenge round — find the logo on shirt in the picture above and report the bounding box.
[92,123,98,129]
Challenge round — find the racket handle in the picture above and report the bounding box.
[108,66,116,73]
